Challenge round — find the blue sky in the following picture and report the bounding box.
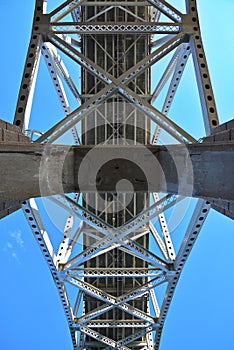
[0,1,234,350]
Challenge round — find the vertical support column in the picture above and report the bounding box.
[14,0,47,131]
[185,0,219,134]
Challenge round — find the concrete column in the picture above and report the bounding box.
[0,119,30,218]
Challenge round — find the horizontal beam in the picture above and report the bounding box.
[67,267,161,278]
[72,2,152,6]
[50,22,181,34]
[0,142,233,202]
[73,319,153,328]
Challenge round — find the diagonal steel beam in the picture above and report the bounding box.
[86,6,114,22]
[52,32,190,138]
[45,42,81,102]
[116,274,169,305]
[68,274,166,323]
[61,194,179,271]
[149,221,168,260]
[151,41,191,145]
[146,0,182,22]
[38,33,190,143]
[21,199,74,328]
[152,193,176,260]
[151,46,182,104]
[49,0,86,22]
[80,327,132,350]
[117,326,157,347]
[50,32,193,143]
[76,300,155,325]
[66,275,159,323]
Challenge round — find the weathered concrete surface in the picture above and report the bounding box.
[0,119,30,219]
[203,118,234,219]
[0,142,233,204]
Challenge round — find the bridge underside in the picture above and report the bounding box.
[81,3,151,348]
[2,0,232,349]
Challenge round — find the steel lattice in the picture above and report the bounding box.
[8,0,223,349]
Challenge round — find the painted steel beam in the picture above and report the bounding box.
[68,268,163,278]
[59,193,176,271]
[65,275,163,322]
[74,320,152,328]
[146,0,182,22]
[39,33,190,144]
[185,0,219,133]
[7,2,229,349]
[50,22,181,34]
[13,0,46,131]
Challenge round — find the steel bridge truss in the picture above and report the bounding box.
[15,1,219,349]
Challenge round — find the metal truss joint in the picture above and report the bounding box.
[34,13,50,36]
[56,271,66,281]
[181,14,195,34]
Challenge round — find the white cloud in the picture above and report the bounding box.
[10,231,24,248]
[11,252,21,264]
[2,230,24,264]
[6,242,13,249]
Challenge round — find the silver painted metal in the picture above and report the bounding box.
[151,46,182,104]
[67,268,163,278]
[154,199,211,348]
[40,42,70,114]
[77,304,117,325]
[153,193,176,260]
[38,32,192,144]
[66,272,169,331]
[149,221,168,260]
[43,42,81,102]
[116,274,168,304]
[161,42,191,115]
[77,320,152,328]
[50,0,86,22]
[118,5,148,22]
[117,327,157,347]
[51,22,181,34]
[149,41,192,269]
[185,0,219,134]
[12,1,221,349]
[86,6,114,22]
[53,194,180,270]
[57,194,81,265]
[75,1,149,6]
[149,288,160,318]
[151,42,191,143]
[56,215,74,264]
[65,274,163,323]
[73,290,82,316]
[23,199,56,264]
[146,0,182,22]
[121,238,169,270]
[151,33,174,48]
[14,0,46,131]
[80,327,131,349]
[21,199,74,331]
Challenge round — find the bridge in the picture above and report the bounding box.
[0,1,233,349]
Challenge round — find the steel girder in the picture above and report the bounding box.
[11,1,221,349]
